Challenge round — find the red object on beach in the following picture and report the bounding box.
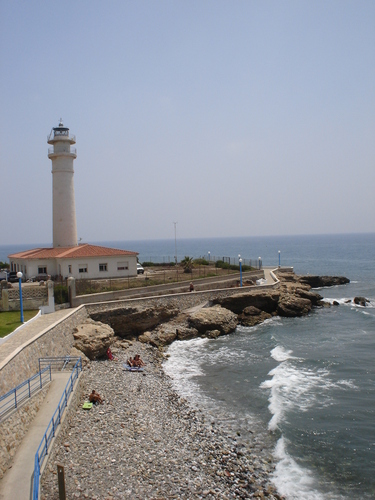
[106,347,114,360]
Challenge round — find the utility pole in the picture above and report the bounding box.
[173,222,178,264]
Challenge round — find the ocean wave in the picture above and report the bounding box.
[271,436,344,500]
[322,297,374,308]
[271,345,296,362]
[261,347,355,432]
[239,316,283,334]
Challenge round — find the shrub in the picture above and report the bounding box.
[215,260,251,272]
[193,258,209,266]
[54,284,69,304]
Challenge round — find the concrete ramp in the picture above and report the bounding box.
[0,371,74,500]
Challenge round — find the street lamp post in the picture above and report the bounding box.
[17,272,24,323]
[208,251,210,262]
[239,258,243,287]
[258,257,262,270]
[278,250,281,267]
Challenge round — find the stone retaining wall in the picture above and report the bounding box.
[0,307,88,395]
[0,385,50,480]
[84,284,278,317]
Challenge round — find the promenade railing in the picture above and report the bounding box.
[32,357,82,500]
[39,355,81,372]
[0,366,52,421]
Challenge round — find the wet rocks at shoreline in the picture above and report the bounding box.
[40,344,284,500]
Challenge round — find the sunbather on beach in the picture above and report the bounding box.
[133,354,145,367]
[127,357,135,367]
[89,390,103,404]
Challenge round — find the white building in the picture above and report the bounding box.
[8,121,138,279]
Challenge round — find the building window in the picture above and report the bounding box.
[68,265,72,273]
[38,266,47,274]
[117,261,129,271]
[79,265,88,273]
[99,263,108,272]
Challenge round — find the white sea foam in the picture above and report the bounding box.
[241,315,283,334]
[261,362,326,430]
[261,345,356,432]
[270,345,295,362]
[323,297,374,309]
[271,437,326,500]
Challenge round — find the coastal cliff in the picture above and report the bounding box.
[79,272,350,354]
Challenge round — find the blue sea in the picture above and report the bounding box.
[1,233,374,498]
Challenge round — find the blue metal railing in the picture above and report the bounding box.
[32,357,82,500]
[0,366,52,421]
[39,356,81,373]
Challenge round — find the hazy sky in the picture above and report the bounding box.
[1,1,374,246]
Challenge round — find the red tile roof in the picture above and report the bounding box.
[8,244,138,260]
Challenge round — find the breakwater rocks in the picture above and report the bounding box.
[40,344,283,500]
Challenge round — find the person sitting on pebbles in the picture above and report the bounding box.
[133,354,145,367]
[89,390,103,404]
[127,356,135,367]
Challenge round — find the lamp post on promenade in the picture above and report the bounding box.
[208,251,210,262]
[17,272,24,323]
[239,258,243,287]
[258,257,262,270]
[278,250,281,267]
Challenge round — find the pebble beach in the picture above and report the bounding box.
[40,343,283,499]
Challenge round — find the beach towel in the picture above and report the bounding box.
[123,362,144,372]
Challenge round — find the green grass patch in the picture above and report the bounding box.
[0,310,39,338]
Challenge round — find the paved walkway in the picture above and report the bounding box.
[0,309,74,365]
[0,371,73,500]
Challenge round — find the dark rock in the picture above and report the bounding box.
[213,290,280,314]
[332,301,340,306]
[298,276,350,288]
[354,296,370,307]
[294,288,323,306]
[242,306,262,316]
[239,311,272,327]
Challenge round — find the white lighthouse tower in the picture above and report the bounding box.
[48,120,78,248]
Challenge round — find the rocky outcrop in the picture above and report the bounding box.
[239,307,273,327]
[90,305,179,338]
[188,305,238,336]
[73,319,115,360]
[213,290,280,314]
[298,275,350,288]
[353,296,370,307]
[86,271,350,348]
[294,288,324,306]
[277,296,312,317]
